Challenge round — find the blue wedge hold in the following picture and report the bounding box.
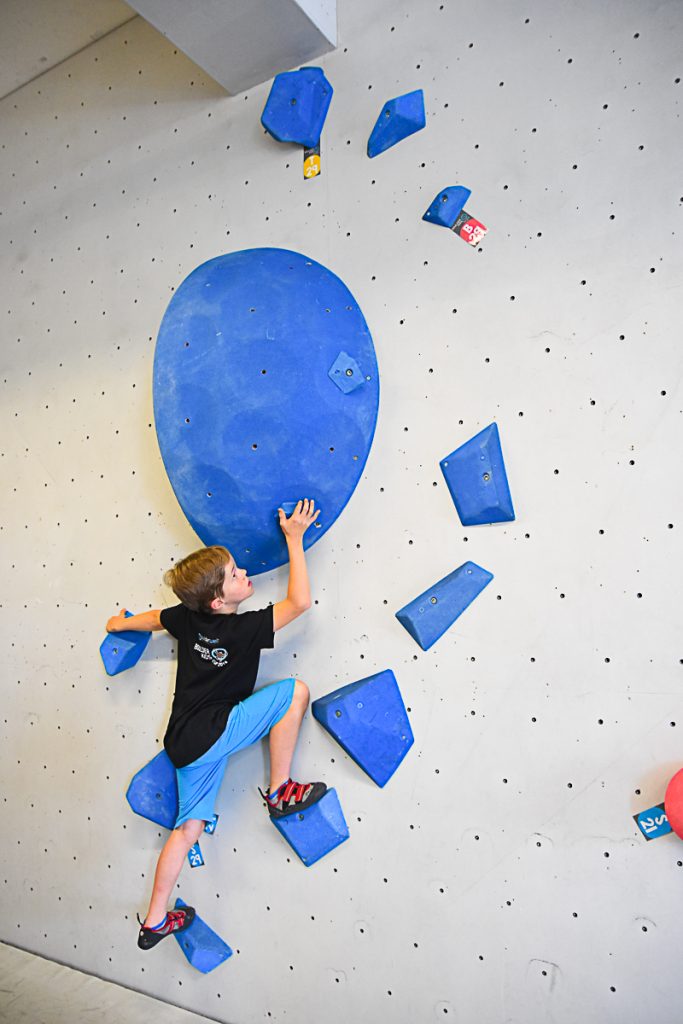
[126,750,178,830]
[367,89,426,157]
[270,789,349,866]
[100,610,151,676]
[173,898,233,973]
[312,670,413,787]
[261,67,333,147]
[396,562,494,651]
[440,422,515,526]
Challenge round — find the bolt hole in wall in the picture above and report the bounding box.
[2,2,683,1024]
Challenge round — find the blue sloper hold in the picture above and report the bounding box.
[261,67,333,148]
[126,750,178,830]
[367,89,426,157]
[396,562,494,651]
[173,898,233,973]
[328,351,365,394]
[423,186,471,228]
[270,789,349,866]
[100,610,151,676]
[311,670,413,787]
[440,423,515,526]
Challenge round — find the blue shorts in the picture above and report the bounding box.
[175,677,296,828]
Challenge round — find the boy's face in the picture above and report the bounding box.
[211,558,253,613]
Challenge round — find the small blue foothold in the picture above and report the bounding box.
[270,789,349,866]
[100,610,151,676]
[261,67,333,148]
[126,750,178,830]
[312,670,413,786]
[396,562,494,651]
[440,423,515,526]
[423,186,472,227]
[173,898,233,973]
[328,351,366,393]
[367,89,426,157]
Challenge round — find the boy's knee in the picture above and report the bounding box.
[177,819,204,845]
[294,678,310,705]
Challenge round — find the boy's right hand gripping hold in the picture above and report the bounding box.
[278,499,320,539]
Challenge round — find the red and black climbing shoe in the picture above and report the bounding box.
[259,778,327,819]
[137,905,196,950]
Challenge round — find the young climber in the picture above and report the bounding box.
[105,498,326,950]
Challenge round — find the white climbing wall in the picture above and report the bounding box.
[1,0,683,1021]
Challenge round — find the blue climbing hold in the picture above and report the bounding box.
[126,750,178,830]
[367,89,426,157]
[396,562,494,651]
[440,423,515,526]
[173,898,233,973]
[423,186,471,228]
[261,67,333,148]
[312,670,413,787]
[100,611,151,676]
[270,789,349,866]
[328,350,366,394]
[153,248,379,576]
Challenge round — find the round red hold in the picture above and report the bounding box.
[664,767,683,839]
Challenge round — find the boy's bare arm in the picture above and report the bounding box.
[106,608,164,633]
[273,499,320,631]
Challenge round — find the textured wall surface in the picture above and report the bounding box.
[1,1,682,1022]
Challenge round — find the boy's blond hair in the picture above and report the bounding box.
[163,545,233,613]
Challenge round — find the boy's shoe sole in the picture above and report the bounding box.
[259,780,328,819]
[137,905,195,950]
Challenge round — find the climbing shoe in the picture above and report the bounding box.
[259,778,327,819]
[137,905,195,950]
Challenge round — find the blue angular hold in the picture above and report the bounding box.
[173,898,233,973]
[271,788,349,866]
[423,186,472,228]
[440,423,515,526]
[328,351,366,394]
[261,67,333,148]
[126,750,178,830]
[100,610,151,676]
[396,562,493,651]
[312,670,413,787]
[367,89,426,157]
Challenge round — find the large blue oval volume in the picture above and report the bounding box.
[153,248,379,575]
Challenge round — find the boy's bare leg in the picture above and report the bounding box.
[143,819,204,927]
[268,679,310,793]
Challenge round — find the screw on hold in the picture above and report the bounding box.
[483,472,491,481]
[430,596,438,604]
[335,709,342,718]
[346,368,354,376]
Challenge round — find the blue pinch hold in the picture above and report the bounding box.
[312,670,413,787]
[270,788,349,866]
[261,67,333,148]
[396,562,493,651]
[100,610,151,676]
[328,351,366,393]
[367,89,426,157]
[440,423,515,526]
[126,750,178,830]
[173,898,233,973]
[423,186,472,228]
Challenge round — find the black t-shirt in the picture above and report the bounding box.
[160,603,275,768]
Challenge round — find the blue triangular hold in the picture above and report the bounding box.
[423,186,471,228]
[367,89,426,157]
[261,67,333,148]
[396,562,493,651]
[312,670,413,787]
[126,750,178,830]
[270,788,349,866]
[173,898,233,973]
[440,423,515,525]
[100,610,151,676]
